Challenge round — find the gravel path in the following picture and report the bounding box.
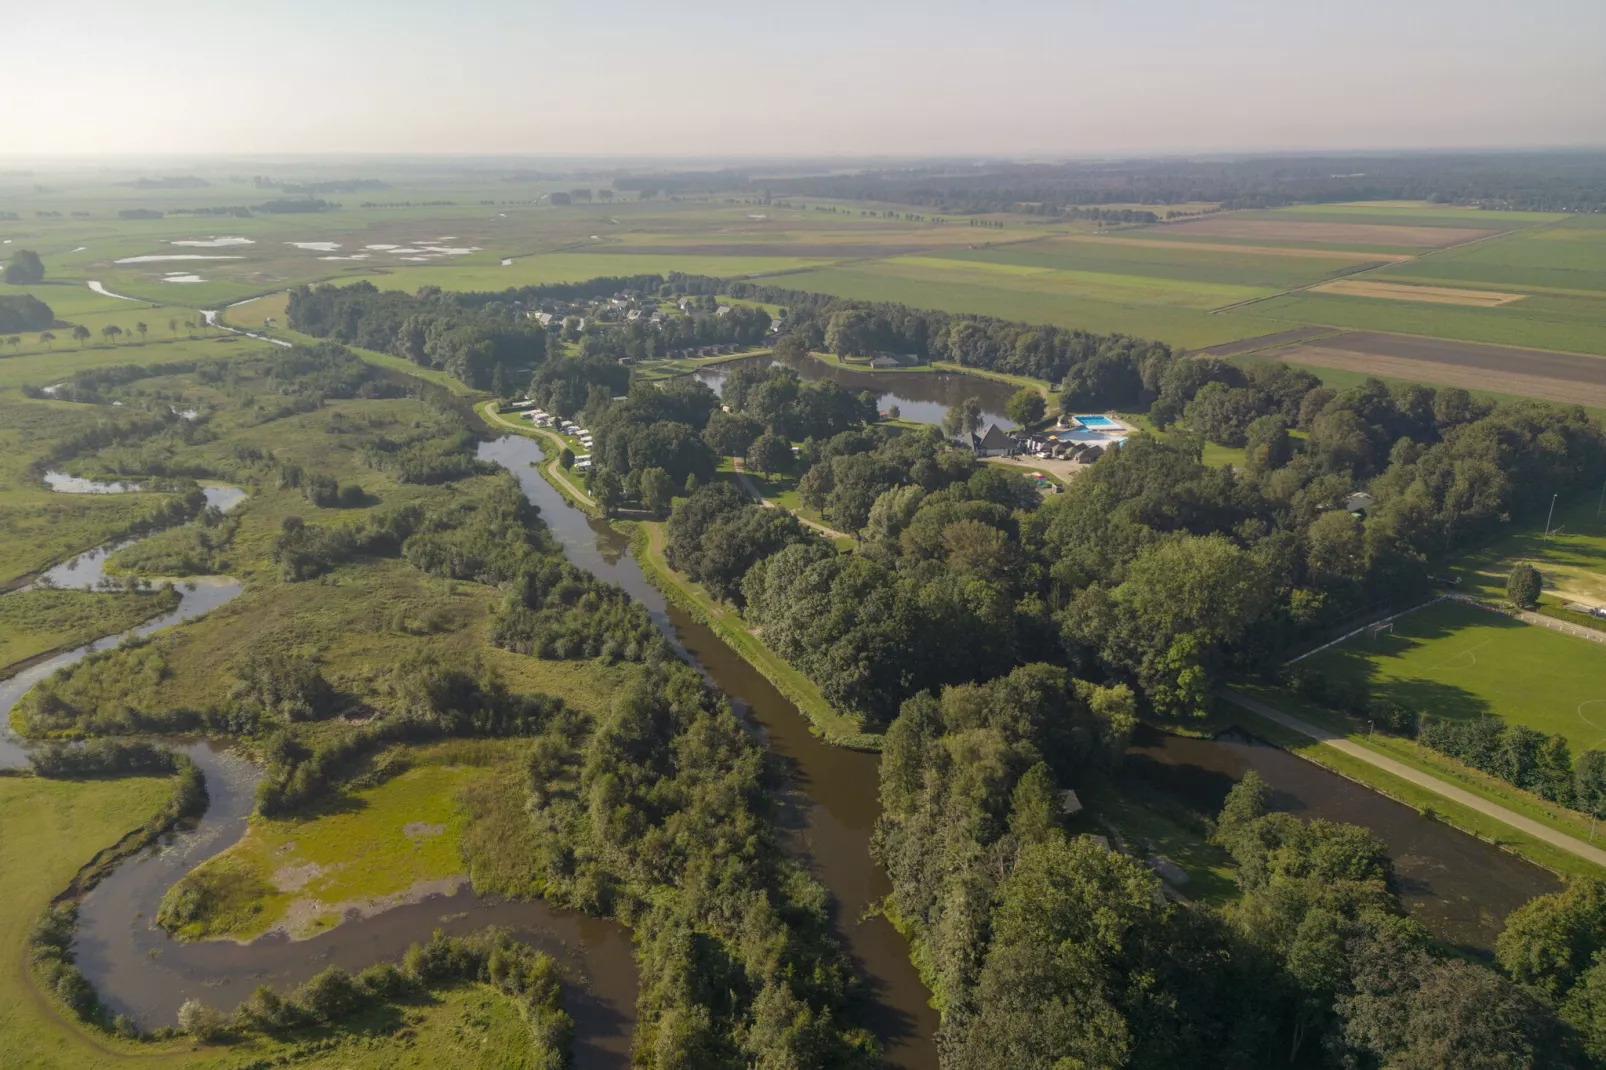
[1223,689,1606,869]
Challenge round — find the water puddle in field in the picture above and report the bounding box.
[87,281,142,302]
[286,241,341,252]
[114,255,244,264]
[161,275,205,284]
[170,237,254,248]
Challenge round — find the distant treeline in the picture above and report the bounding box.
[117,198,335,221]
[615,153,1606,214]
[120,175,209,190]
[252,176,389,195]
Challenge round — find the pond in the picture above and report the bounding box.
[694,350,1018,433]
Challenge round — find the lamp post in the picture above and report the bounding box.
[1545,493,1558,538]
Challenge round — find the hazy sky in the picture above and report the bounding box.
[9,0,1605,157]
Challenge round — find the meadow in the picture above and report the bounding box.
[1303,600,1606,754]
[161,747,499,942]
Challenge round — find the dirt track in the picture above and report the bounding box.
[1273,331,1606,408]
[1309,279,1529,307]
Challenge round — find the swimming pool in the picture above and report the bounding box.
[1074,414,1120,429]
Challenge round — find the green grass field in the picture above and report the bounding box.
[1244,288,1606,355]
[1452,492,1606,607]
[1303,600,1606,753]
[940,236,1372,289]
[1380,216,1606,295]
[777,262,1286,349]
[162,750,495,941]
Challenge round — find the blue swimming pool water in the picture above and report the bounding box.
[1074,414,1119,429]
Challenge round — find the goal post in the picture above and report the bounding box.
[1367,621,1394,642]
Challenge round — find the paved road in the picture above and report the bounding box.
[730,457,854,541]
[1223,690,1606,869]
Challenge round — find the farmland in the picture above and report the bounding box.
[4,167,1603,414]
[1302,600,1606,754]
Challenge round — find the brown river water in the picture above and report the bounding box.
[0,436,1562,1068]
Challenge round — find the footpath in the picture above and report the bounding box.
[1447,591,1606,648]
[1223,689,1606,869]
[729,457,853,541]
[478,403,596,509]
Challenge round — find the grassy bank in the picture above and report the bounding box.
[0,588,180,674]
[1229,684,1606,881]
[475,402,597,512]
[160,744,521,942]
[626,519,881,750]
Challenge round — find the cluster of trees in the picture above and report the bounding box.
[288,282,548,389]
[573,302,770,363]
[4,249,46,284]
[513,659,879,1064]
[873,675,1586,1067]
[1498,879,1606,1062]
[164,930,567,1063]
[666,482,812,604]
[0,293,52,333]
[1416,714,1605,812]
[722,344,879,441]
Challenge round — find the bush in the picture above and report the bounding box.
[1508,562,1542,608]
[178,998,226,1041]
[296,966,364,1023]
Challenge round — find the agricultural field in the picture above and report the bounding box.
[4,167,1603,416]
[1302,600,1606,754]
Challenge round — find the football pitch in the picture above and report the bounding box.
[1304,600,1606,754]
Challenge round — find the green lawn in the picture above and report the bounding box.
[1452,492,1606,608]
[1302,600,1606,753]
[940,236,1368,290]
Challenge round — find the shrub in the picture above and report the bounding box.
[178,998,226,1041]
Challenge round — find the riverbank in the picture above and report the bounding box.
[475,401,597,511]
[1225,686,1606,881]
[626,519,881,750]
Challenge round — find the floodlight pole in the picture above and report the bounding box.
[1597,477,1605,518]
[1545,493,1558,538]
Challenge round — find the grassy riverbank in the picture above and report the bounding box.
[1228,684,1606,881]
[0,588,180,674]
[161,744,517,942]
[627,519,882,750]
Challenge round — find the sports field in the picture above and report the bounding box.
[1453,493,1606,608]
[1304,600,1606,753]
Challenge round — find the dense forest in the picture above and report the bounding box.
[611,151,1606,213]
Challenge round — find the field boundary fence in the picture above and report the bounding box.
[1451,592,1606,648]
[1288,596,1448,665]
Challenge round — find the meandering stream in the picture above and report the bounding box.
[1,442,1562,1066]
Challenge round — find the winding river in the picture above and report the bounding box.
[0,439,1562,1066]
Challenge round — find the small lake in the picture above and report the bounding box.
[694,351,1018,432]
